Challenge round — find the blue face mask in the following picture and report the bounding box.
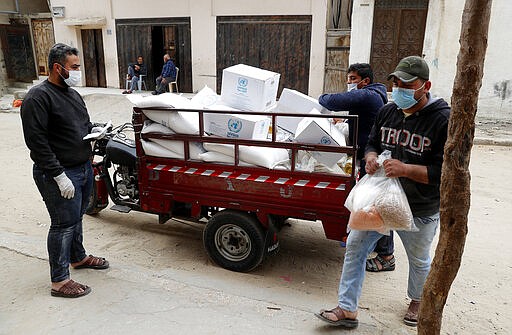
[392,82,425,110]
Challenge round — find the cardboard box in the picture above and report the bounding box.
[294,115,347,167]
[273,88,329,134]
[221,64,280,112]
[204,113,271,140]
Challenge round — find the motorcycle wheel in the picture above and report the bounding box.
[203,210,266,272]
[85,179,107,215]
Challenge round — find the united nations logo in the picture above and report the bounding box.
[238,77,248,87]
[228,118,242,133]
[320,136,332,145]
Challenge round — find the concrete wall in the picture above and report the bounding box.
[50,0,117,87]
[350,0,512,118]
[51,0,328,96]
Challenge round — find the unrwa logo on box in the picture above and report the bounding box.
[227,118,242,137]
[320,136,332,145]
[237,77,248,93]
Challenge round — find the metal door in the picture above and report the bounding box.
[370,0,429,90]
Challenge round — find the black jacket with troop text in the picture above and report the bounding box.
[365,98,451,217]
[21,80,92,177]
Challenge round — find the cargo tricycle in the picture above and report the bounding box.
[87,106,359,272]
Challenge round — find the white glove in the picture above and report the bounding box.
[53,172,75,199]
[90,126,105,139]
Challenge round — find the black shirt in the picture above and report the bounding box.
[21,80,92,177]
[365,98,451,216]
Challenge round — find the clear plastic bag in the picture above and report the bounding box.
[344,150,415,232]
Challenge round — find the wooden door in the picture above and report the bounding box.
[323,31,351,94]
[0,24,37,82]
[81,29,106,87]
[31,19,55,76]
[370,0,429,90]
[216,15,312,96]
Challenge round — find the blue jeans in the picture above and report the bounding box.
[33,162,93,282]
[373,233,394,256]
[338,213,439,312]
[155,76,173,94]
[128,66,140,91]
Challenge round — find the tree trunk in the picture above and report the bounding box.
[418,0,493,334]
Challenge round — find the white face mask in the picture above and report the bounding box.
[58,64,82,87]
[347,81,361,92]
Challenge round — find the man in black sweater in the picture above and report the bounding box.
[21,43,109,298]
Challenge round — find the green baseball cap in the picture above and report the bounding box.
[387,56,429,83]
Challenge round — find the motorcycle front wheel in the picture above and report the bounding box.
[85,177,108,215]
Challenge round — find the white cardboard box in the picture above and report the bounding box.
[294,115,347,167]
[204,113,271,140]
[221,64,280,112]
[273,88,329,134]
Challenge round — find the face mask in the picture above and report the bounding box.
[58,64,82,87]
[347,82,359,92]
[391,82,425,110]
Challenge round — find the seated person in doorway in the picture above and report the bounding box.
[123,56,147,94]
[152,54,177,95]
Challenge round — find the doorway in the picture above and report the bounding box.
[370,0,429,91]
[0,24,37,82]
[116,18,192,92]
[151,25,180,88]
[81,29,106,87]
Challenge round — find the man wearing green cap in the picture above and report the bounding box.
[315,56,450,328]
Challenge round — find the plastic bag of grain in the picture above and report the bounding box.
[345,150,415,232]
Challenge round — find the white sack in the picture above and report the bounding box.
[203,142,289,169]
[190,85,220,107]
[143,109,200,135]
[141,120,175,135]
[198,151,254,166]
[151,138,205,160]
[126,92,203,109]
[141,139,183,159]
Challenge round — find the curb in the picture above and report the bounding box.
[473,137,512,146]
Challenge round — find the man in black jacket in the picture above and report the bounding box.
[21,43,109,298]
[316,56,450,328]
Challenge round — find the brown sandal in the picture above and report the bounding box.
[51,279,91,298]
[404,300,420,326]
[315,306,359,328]
[72,255,109,270]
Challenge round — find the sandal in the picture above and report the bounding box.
[403,300,420,326]
[72,255,109,270]
[51,279,91,298]
[366,255,395,272]
[314,306,359,328]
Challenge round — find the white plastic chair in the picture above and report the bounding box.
[168,67,179,93]
[126,74,146,91]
